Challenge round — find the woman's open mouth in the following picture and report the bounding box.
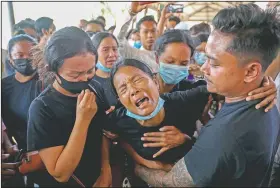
[135,97,149,109]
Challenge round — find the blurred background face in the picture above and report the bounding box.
[57,53,96,82]
[159,42,191,66]
[166,20,177,29]
[201,31,245,97]
[130,32,140,42]
[97,37,118,69]
[139,21,157,50]
[79,20,88,30]
[86,23,103,33]
[10,41,33,63]
[113,66,159,116]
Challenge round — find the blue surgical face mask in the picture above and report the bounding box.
[194,52,207,65]
[159,62,189,85]
[126,97,165,121]
[96,61,111,73]
[133,41,142,49]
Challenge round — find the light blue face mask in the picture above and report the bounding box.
[126,97,165,121]
[194,52,207,65]
[133,41,142,49]
[96,61,111,73]
[159,62,189,85]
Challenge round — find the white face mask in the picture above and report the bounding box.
[128,39,135,47]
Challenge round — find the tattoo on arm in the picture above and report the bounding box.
[135,164,166,187]
[163,158,195,187]
[135,158,194,187]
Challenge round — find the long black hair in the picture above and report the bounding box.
[91,32,118,50]
[153,29,195,57]
[44,26,98,72]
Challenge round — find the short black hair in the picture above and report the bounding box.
[136,15,157,31]
[8,34,37,57]
[97,16,106,22]
[110,58,154,96]
[91,32,118,50]
[153,29,195,57]
[168,16,181,25]
[35,17,54,37]
[44,26,98,72]
[87,20,105,30]
[212,3,280,71]
[126,29,139,40]
[25,18,35,25]
[13,20,35,36]
[189,22,211,35]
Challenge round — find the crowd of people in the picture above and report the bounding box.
[1,2,280,187]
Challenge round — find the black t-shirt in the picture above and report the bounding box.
[2,74,41,149]
[185,99,280,187]
[171,79,206,92]
[108,86,209,163]
[27,85,109,187]
[92,75,118,107]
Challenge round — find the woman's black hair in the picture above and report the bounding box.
[110,58,154,96]
[44,26,98,72]
[153,29,195,57]
[91,32,119,50]
[8,34,37,57]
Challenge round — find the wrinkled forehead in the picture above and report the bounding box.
[205,30,233,55]
[114,66,150,84]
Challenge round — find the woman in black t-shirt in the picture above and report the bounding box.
[108,58,209,168]
[91,32,119,113]
[27,27,111,187]
[2,34,40,150]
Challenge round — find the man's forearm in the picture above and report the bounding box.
[116,11,134,40]
[157,14,166,37]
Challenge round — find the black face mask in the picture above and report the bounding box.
[57,74,90,94]
[12,59,36,76]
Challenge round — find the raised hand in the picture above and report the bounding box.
[76,89,98,123]
[131,2,148,14]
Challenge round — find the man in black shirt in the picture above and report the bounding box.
[135,4,280,187]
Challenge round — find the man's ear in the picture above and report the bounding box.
[244,62,262,83]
